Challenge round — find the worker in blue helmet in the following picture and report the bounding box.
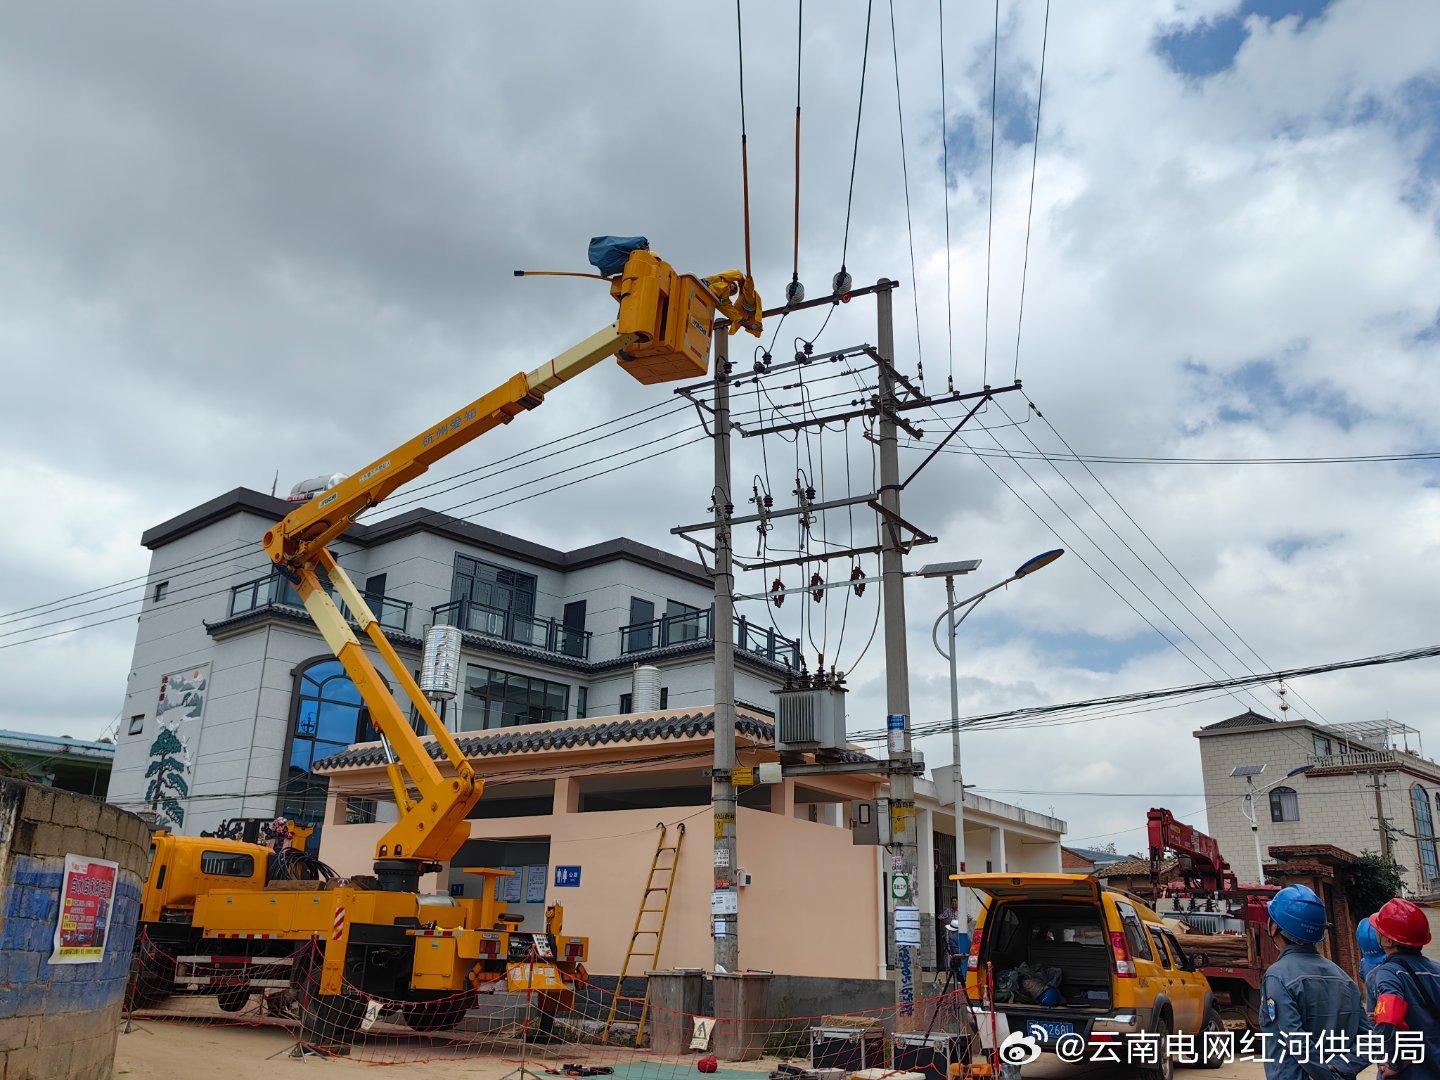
[1357,916,1385,999]
[1259,884,1371,1079]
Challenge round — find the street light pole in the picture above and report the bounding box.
[945,573,966,921]
[1244,775,1266,887]
[1233,763,1313,886]
[924,549,1064,936]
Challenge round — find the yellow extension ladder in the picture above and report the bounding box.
[601,821,686,1046]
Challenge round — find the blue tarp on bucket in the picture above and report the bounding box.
[588,235,649,276]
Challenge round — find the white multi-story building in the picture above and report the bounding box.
[104,486,1068,983]
[108,487,801,838]
[1195,709,1440,896]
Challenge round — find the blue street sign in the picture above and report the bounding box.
[554,865,582,888]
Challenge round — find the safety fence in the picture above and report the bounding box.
[123,931,982,1073]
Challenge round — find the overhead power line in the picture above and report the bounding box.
[1012,0,1051,382]
[849,642,1440,743]
[990,398,1289,718]
[838,0,875,285]
[0,424,714,652]
[899,443,1440,467]
[887,0,924,384]
[981,0,1000,386]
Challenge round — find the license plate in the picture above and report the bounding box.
[1029,1020,1074,1042]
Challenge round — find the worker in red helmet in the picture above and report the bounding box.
[1368,897,1439,1078]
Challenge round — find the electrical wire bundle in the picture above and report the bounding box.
[267,846,339,883]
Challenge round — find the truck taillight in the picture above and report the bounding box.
[967,929,983,972]
[566,941,584,960]
[1110,931,1136,977]
[477,937,500,958]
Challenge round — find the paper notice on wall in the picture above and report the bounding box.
[887,713,906,754]
[894,904,922,947]
[714,847,731,868]
[501,870,523,904]
[51,854,118,964]
[525,864,547,903]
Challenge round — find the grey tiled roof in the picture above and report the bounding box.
[314,710,879,772]
[203,601,426,648]
[1200,709,1277,731]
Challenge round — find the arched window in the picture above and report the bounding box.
[1411,784,1439,888]
[282,659,376,838]
[1269,785,1300,822]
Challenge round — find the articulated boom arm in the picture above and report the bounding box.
[262,249,759,877]
[1147,807,1238,896]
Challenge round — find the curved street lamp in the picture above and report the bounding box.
[1234,762,1315,885]
[920,549,1065,934]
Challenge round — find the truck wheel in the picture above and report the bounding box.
[1136,1017,1174,1080]
[401,991,477,1033]
[295,961,366,1050]
[1196,1008,1225,1069]
[217,986,251,1013]
[125,937,175,1011]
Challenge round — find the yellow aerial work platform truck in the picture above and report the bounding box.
[126,244,761,1046]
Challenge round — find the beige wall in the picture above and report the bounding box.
[318,780,881,979]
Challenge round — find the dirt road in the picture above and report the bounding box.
[113,1022,1271,1080]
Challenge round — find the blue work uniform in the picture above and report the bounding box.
[1371,952,1440,1078]
[1260,943,1371,1080]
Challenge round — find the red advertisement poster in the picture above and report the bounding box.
[51,854,119,964]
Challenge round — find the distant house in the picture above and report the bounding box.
[1195,709,1440,895]
[1063,845,1130,873]
[1098,856,1180,898]
[0,730,112,798]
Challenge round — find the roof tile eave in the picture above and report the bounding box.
[314,707,880,774]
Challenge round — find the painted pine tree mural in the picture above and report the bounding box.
[145,721,190,827]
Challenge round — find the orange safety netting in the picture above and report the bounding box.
[123,931,985,1075]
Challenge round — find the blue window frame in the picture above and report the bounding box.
[1412,784,1439,887]
[283,659,377,841]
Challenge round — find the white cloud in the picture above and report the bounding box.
[2,0,1438,847]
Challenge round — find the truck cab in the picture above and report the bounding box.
[140,833,272,924]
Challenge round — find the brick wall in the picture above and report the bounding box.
[0,779,151,1080]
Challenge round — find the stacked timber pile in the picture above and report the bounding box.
[1175,928,1251,967]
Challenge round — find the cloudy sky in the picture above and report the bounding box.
[2,0,1438,852]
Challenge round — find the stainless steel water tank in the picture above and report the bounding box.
[419,625,463,700]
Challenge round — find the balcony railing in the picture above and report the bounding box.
[621,610,709,653]
[619,609,801,668]
[228,575,411,635]
[1307,749,1398,769]
[229,577,271,617]
[431,599,591,660]
[735,616,802,668]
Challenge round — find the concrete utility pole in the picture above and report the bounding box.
[711,331,740,971]
[1370,772,1392,860]
[875,282,920,1019]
